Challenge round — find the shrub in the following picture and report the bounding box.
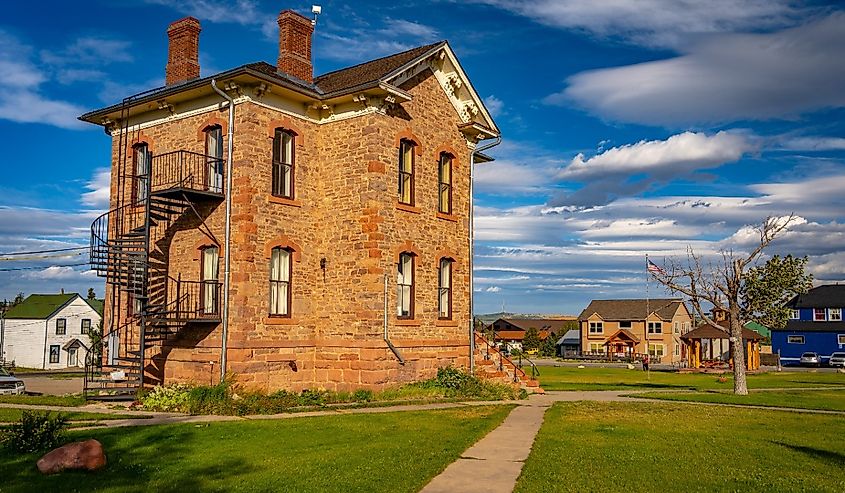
[138,384,192,412]
[352,389,373,402]
[2,411,67,453]
[436,366,474,390]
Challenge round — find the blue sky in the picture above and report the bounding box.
[1,1,844,315]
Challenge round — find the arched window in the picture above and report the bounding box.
[269,247,293,316]
[398,139,415,205]
[397,252,415,318]
[438,257,453,319]
[438,152,453,214]
[200,246,219,315]
[204,126,223,193]
[272,129,295,199]
[133,143,150,202]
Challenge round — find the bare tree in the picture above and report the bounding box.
[651,216,796,395]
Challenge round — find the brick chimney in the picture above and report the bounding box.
[277,10,314,83]
[165,17,201,85]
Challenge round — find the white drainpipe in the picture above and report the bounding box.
[469,135,501,374]
[211,79,235,382]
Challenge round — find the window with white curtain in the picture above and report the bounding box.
[398,140,415,205]
[201,246,219,315]
[272,129,295,199]
[438,258,453,319]
[269,247,292,316]
[134,143,150,202]
[397,252,414,318]
[205,126,223,192]
[438,153,452,214]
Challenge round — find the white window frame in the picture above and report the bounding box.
[49,345,60,364]
[647,321,662,334]
[397,252,414,319]
[673,321,680,334]
[813,308,826,321]
[789,309,800,320]
[589,342,605,354]
[648,343,665,358]
[589,321,603,334]
[829,308,842,322]
[787,335,805,344]
[269,247,292,317]
[674,343,680,356]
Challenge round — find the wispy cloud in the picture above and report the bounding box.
[41,37,133,66]
[316,17,439,63]
[554,12,845,126]
[80,168,111,209]
[477,0,804,49]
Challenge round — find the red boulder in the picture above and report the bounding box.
[37,439,107,474]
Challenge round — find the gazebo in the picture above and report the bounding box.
[681,323,763,370]
[602,329,639,361]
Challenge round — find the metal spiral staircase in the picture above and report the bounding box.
[84,96,225,400]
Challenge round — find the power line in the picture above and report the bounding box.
[0,263,91,272]
[0,251,86,262]
[0,246,87,257]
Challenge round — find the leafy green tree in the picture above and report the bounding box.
[539,333,557,357]
[13,292,24,305]
[741,255,813,330]
[522,327,541,352]
[87,288,96,300]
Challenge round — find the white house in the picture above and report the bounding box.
[1,293,102,369]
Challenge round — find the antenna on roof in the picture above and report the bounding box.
[311,5,322,26]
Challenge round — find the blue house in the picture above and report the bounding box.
[772,285,845,365]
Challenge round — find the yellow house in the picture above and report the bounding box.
[578,299,692,364]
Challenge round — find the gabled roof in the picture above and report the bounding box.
[681,323,764,341]
[786,285,845,308]
[556,329,581,345]
[781,320,845,332]
[603,329,640,344]
[4,294,78,319]
[493,318,576,334]
[578,299,685,322]
[314,42,445,94]
[744,321,770,338]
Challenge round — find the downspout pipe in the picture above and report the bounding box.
[212,79,235,382]
[384,274,405,365]
[469,136,501,375]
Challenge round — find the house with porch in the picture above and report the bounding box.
[772,285,845,366]
[485,318,574,352]
[78,9,500,396]
[578,299,692,363]
[680,309,763,371]
[1,294,102,369]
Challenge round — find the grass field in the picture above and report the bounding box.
[537,366,845,391]
[0,405,513,493]
[633,388,845,412]
[515,401,845,492]
[0,409,149,424]
[0,394,86,407]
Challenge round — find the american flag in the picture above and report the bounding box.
[647,259,665,275]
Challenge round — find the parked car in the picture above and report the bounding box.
[829,352,845,368]
[0,367,25,395]
[799,352,821,367]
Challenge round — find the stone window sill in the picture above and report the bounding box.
[395,202,421,214]
[436,319,459,327]
[268,196,302,207]
[436,212,458,222]
[395,318,421,326]
[263,316,299,325]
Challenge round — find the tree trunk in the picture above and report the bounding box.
[730,306,749,395]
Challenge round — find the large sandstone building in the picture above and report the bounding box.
[80,11,499,395]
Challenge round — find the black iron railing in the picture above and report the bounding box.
[161,276,222,320]
[152,150,224,195]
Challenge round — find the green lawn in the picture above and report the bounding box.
[0,405,513,493]
[537,366,845,391]
[633,388,845,412]
[0,394,86,407]
[515,401,845,492]
[0,409,149,424]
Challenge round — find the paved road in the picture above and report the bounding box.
[19,375,82,395]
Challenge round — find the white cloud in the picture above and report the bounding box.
[777,136,845,152]
[41,37,133,66]
[479,0,803,48]
[485,286,501,293]
[483,95,504,118]
[81,168,111,210]
[316,17,439,63]
[554,13,845,126]
[25,265,95,281]
[0,30,87,129]
[559,131,753,179]
[145,0,265,26]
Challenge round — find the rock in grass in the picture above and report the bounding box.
[37,439,107,474]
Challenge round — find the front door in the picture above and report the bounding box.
[68,347,78,367]
[201,246,220,315]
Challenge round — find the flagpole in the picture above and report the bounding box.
[645,254,649,365]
